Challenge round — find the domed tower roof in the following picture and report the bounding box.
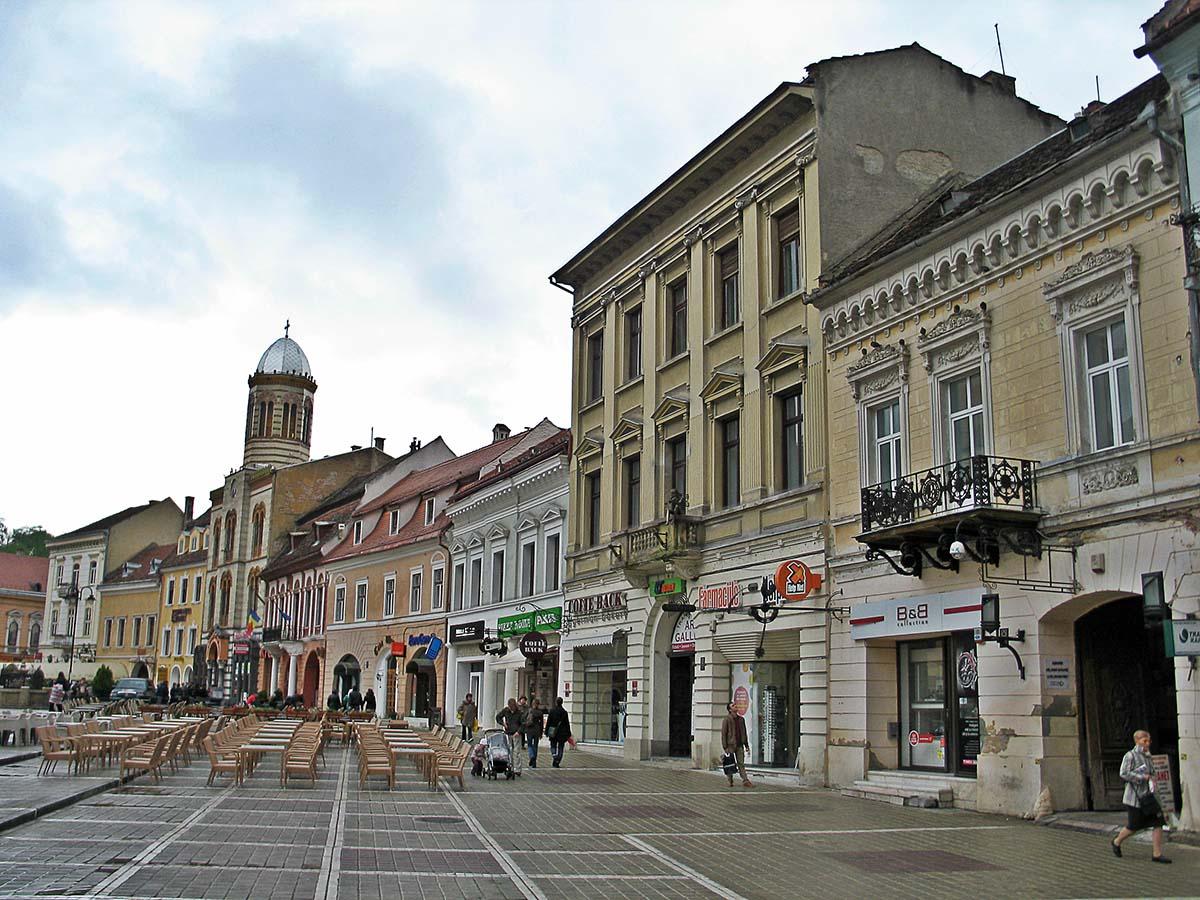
[256,335,312,378]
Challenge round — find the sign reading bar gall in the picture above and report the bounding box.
[698,582,740,611]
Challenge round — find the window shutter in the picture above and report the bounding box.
[720,245,738,278]
[777,206,800,240]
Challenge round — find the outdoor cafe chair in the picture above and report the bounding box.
[35,725,73,776]
[120,736,168,785]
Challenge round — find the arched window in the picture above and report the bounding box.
[304,400,313,443]
[219,575,232,624]
[212,520,221,562]
[251,505,266,557]
[257,401,266,438]
[6,619,18,650]
[207,582,217,630]
[29,620,40,651]
[267,400,275,436]
[224,512,237,557]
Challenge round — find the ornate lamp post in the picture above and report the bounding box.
[56,582,97,682]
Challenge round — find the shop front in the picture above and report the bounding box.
[446,618,486,723]
[560,589,630,747]
[496,606,561,710]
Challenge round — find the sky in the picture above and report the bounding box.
[0,0,1160,536]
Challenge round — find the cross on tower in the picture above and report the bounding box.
[284,319,290,339]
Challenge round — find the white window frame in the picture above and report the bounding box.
[847,341,912,491]
[409,568,423,614]
[383,574,396,618]
[490,548,505,604]
[389,509,401,535]
[166,579,175,606]
[867,397,905,486]
[174,627,184,656]
[469,556,483,609]
[132,616,142,647]
[423,498,436,526]
[161,627,171,657]
[431,565,445,611]
[519,540,536,597]
[117,617,126,647]
[82,605,92,636]
[916,306,993,467]
[104,618,113,647]
[194,575,202,604]
[544,530,562,593]
[352,521,363,545]
[452,561,465,611]
[1082,318,1136,451]
[87,560,97,585]
[333,583,347,623]
[354,580,368,621]
[940,368,988,463]
[187,626,197,654]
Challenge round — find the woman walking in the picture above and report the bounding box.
[1111,729,1171,863]
[545,697,571,768]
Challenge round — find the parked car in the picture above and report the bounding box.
[110,677,156,702]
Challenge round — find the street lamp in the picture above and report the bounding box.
[57,582,97,682]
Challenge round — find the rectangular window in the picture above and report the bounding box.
[188,627,197,654]
[117,617,126,647]
[587,330,604,402]
[943,370,986,462]
[667,435,687,500]
[161,628,171,656]
[520,541,536,597]
[625,307,643,380]
[869,399,904,485]
[87,560,97,585]
[389,509,401,535]
[132,617,142,647]
[352,521,363,544]
[453,562,465,611]
[194,575,202,604]
[166,579,175,606]
[104,618,113,647]
[424,498,436,526]
[586,472,602,546]
[179,576,189,606]
[780,389,804,491]
[431,567,445,611]
[146,616,155,645]
[545,533,561,592]
[624,454,641,528]
[1084,319,1134,450]
[82,606,91,636]
[719,242,739,329]
[333,585,346,623]
[56,563,63,587]
[470,558,483,608]
[383,575,396,618]
[409,570,423,614]
[669,281,688,357]
[174,627,184,656]
[776,206,801,298]
[491,550,505,604]
[71,563,79,588]
[721,415,740,508]
[354,582,367,620]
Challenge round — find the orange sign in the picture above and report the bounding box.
[733,685,749,716]
[774,559,822,601]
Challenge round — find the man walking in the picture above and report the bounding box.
[721,701,754,788]
[524,698,545,768]
[457,692,477,742]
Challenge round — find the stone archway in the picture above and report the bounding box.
[332,654,361,697]
[302,651,321,706]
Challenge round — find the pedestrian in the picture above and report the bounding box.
[545,697,571,768]
[457,692,478,742]
[524,698,545,768]
[1111,729,1171,863]
[363,688,377,713]
[55,672,67,687]
[496,698,523,774]
[47,680,64,712]
[721,701,754,789]
[156,680,169,704]
[326,690,341,712]
[270,688,285,709]
[516,695,529,749]
[347,685,363,712]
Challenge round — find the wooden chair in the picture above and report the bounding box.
[434,744,472,791]
[121,736,168,785]
[203,735,241,786]
[36,726,73,776]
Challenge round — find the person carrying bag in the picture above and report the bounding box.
[1110,729,1171,863]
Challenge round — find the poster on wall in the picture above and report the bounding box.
[730,665,756,760]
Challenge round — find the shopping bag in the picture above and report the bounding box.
[720,752,738,776]
[567,736,577,749]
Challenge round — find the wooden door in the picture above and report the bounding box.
[668,655,693,756]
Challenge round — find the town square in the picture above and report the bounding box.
[0,2,1199,897]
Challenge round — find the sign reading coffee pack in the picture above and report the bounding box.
[520,631,548,659]
[697,582,740,611]
[449,620,485,644]
[497,607,562,638]
[562,592,627,627]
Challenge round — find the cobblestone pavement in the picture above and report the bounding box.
[0,743,1194,899]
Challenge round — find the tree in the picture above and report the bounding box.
[0,526,53,558]
[92,665,114,700]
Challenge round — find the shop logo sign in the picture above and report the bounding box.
[956,650,978,691]
[773,559,822,602]
[698,582,741,610]
[895,603,929,629]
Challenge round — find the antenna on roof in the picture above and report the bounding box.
[1095,75,1101,102]
[994,23,1006,76]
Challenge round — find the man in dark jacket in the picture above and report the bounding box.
[496,698,523,774]
[545,697,571,768]
[346,686,363,712]
[523,699,545,767]
[327,691,341,712]
[721,702,754,788]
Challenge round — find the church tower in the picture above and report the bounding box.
[243,325,317,468]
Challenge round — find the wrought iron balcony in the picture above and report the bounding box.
[619,516,703,577]
[860,455,1041,551]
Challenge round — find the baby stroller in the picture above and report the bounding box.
[483,728,518,780]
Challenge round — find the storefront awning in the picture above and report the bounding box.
[489,653,530,672]
[565,634,615,650]
[715,629,805,663]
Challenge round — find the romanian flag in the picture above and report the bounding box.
[247,608,261,633]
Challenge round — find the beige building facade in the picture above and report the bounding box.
[154,504,210,689]
[96,543,168,680]
[813,75,1200,829]
[551,45,1062,774]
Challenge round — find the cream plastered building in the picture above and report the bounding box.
[96,543,168,680]
[550,45,1062,773]
[154,504,210,689]
[813,74,1200,828]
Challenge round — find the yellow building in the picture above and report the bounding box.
[95,543,166,680]
[154,505,210,690]
[812,75,1200,828]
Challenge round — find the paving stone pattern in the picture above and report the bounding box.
[0,745,1194,898]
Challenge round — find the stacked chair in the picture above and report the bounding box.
[282,723,324,786]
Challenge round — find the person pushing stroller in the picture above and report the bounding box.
[496,698,524,775]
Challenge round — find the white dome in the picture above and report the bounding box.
[256,336,312,378]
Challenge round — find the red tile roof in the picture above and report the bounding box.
[451,428,570,503]
[0,553,50,594]
[102,543,169,585]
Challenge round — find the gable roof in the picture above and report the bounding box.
[53,500,167,543]
[450,428,571,504]
[0,553,50,594]
[102,543,168,586]
[817,75,1168,291]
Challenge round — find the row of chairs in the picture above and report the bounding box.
[282,723,324,786]
[356,725,397,789]
[119,720,212,785]
[414,726,471,790]
[201,714,265,786]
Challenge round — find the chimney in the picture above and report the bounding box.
[981,70,1016,96]
[1082,99,1106,118]
[350,444,362,452]
[373,436,386,452]
[492,423,511,442]
[183,496,194,525]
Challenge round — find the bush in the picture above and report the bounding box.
[29,668,45,689]
[92,666,114,700]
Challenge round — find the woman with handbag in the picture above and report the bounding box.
[1111,729,1170,863]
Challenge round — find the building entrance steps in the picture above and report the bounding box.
[840,769,977,809]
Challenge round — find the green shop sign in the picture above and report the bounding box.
[497,606,562,637]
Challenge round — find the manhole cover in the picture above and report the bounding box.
[827,850,1001,874]
[415,816,464,824]
[584,804,698,819]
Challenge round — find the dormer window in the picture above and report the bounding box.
[424,498,436,526]
[389,509,401,535]
[352,520,363,545]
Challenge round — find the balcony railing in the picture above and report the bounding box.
[622,517,702,572]
[860,455,1038,535]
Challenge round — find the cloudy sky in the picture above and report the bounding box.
[0,0,1158,536]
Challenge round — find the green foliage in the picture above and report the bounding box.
[92,665,114,700]
[29,668,45,689]
[0,526,53,557]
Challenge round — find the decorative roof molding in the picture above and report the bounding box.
[653,388,690,429]
[610,410,644,446]
[699,361,745,418]
[487,524,509,542]
[1041,245,1141,324]
[846,340,910,400]
[819,136,1174,350]
[916,305,991,374]
[575,428,604,461]
[541,506,564,523]
[757,329,809,395]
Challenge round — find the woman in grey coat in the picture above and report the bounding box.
[1110,729,1170,863]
